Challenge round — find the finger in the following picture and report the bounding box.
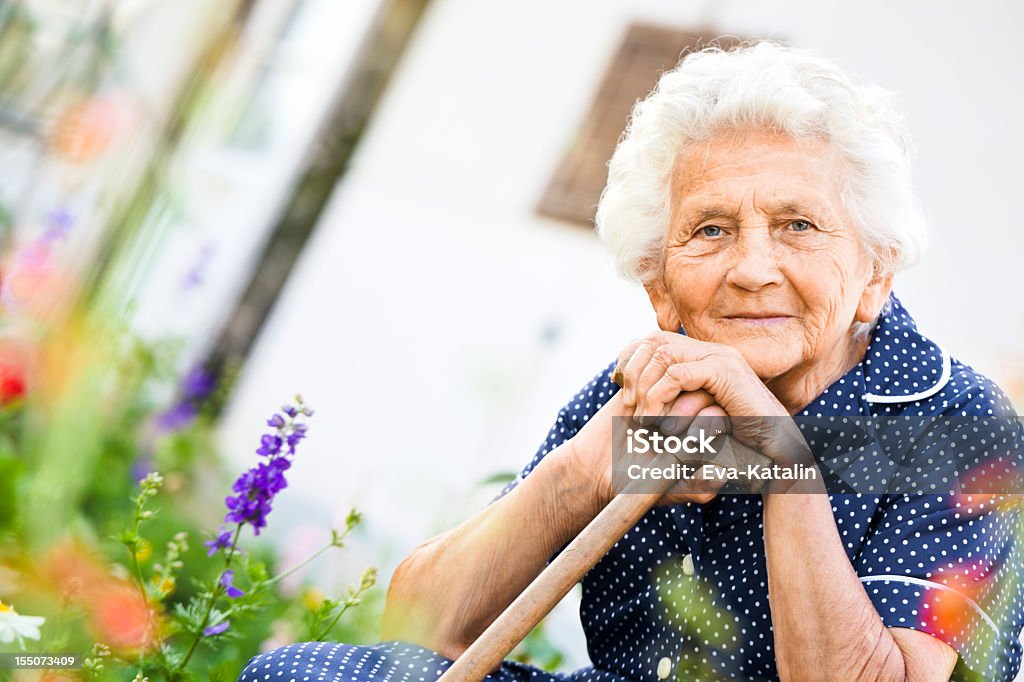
[637,354,708,421]
[634,344,680,421]
[655,390,716,436]
[620,339,658,411]
[613,339,646,387]
[666,357,789,419]
[690,404,729,438]
[661,357,728,410]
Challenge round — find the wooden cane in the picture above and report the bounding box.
[438,435,771,682]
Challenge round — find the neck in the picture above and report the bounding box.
[766,331,870,415]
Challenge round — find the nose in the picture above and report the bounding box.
[724,229,785,292]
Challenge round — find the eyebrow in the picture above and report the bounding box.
[678,199,829,224]
[686,207,736,224]
[770,202,817,216]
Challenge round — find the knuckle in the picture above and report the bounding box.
[651,344,676,366]
[644,330,664,344]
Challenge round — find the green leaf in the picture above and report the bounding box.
[479,471,518,486]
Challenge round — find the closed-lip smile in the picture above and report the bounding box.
[722,313,794,325]
[724,312,792,319]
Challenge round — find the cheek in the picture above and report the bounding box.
[786,247,867,344]
[663,257,723,322]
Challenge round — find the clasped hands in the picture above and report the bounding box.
[570,332,823,507]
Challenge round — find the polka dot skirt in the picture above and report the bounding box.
[239,295,1024,681]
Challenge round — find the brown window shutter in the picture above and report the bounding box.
[537,25,741,228]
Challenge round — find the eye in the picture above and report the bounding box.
[700,225,723,237]
[789,219,813,232]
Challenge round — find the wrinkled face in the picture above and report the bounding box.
[646,129,891,385]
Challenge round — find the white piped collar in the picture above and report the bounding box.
[861,294,950,405]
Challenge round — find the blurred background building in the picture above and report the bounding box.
[2,0,1022,667]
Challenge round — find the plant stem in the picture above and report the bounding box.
[259,523,355,590]
[175,524,242,673]
[260,540,333,589]
[312,581,372,642]
[127,496,152,668]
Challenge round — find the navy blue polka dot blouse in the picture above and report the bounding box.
[239,294,1024,681]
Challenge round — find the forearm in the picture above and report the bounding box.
[381,441,603,657]
[763,494,907,681]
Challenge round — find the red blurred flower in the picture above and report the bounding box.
[0,338,31,405]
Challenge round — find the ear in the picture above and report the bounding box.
[855,270,894,324]
[643,277,684,332]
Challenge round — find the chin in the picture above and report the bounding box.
[729,341,800,382]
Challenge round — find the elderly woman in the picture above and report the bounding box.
[240,42,1023,681]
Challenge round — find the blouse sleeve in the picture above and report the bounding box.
[854,492,1024,680]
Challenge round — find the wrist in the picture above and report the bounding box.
[561,437,612,519]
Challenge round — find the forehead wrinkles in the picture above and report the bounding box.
[670,133,845,221]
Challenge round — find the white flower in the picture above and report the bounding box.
[0,600,45,649]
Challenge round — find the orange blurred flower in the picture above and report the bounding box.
[953,455,1024,515]
[37,541,163,655]
[921,560,995,641]
[49,97,132,164]
[92,583,155,651]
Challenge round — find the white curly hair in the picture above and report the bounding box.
[595,41,927,283]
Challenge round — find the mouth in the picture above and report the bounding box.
[722,314,793,326]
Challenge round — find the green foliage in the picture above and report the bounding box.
[0,332,380,681]
[510,618,566,673]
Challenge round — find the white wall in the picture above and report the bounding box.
[217,0,1024,664]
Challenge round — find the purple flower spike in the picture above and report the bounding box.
[204,528,232,557]
[219,570,245,598]
[204,620,230,637]
[154,366,218,435]
[182,366,217,402]
[220,401,311,536]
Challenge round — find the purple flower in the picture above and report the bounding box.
[203,620,230,637]
[154,366,219,434]
[256,434,282,457]
[204,528,232,557]
[182,243,215,291]
[44,208,73,242]
[220,401,311,536]
[181,366,217,402]
[155,402,198,432]
[219,570,245,598]
[286,430,305,454]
